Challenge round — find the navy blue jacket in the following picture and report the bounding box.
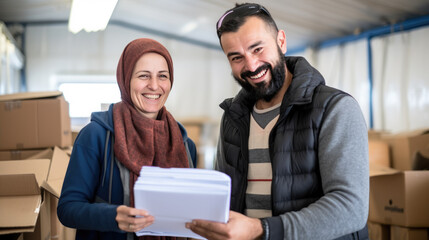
[57,104,197,240]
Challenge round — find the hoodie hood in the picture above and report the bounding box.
[90,104,115,133]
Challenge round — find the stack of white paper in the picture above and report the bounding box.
[133,166,231,239]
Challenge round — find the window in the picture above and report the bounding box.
[57,75,120,130]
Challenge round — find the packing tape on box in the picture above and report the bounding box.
[35,202,41,214]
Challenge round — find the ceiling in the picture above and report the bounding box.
[1,0,429,51]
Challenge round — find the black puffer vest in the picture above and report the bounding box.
[217,57,368,240]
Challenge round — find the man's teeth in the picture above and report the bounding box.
[144,94,160,99]
[250,69,267,79]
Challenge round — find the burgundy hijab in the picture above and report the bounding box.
[112,39,189,239]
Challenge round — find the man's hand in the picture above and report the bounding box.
[116,205,154,232]
[186,211,263,240]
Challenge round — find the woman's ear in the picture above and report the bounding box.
[277,30,287,54]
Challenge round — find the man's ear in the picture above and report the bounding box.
[277,30,287,54]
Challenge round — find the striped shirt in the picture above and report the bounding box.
[245,103,280,218]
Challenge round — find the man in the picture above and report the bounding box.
[186,3,369,240]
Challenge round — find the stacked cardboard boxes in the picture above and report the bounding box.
[368,129,429,240]
[0,91,75,240]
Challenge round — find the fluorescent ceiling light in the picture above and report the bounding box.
[68,0,118,34]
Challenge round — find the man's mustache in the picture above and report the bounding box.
[240,63,271,79]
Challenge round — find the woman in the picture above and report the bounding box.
[57,38,197,240]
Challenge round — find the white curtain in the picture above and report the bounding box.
[371,26,429,133]
[297,26,429,133]
[313,39,370,127]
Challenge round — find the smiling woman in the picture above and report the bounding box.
[57,38,198,240]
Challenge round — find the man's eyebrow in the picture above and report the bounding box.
[227,51,240,58]
[248,41,263,50]
[226,41,264,58]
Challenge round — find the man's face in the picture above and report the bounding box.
[220,16,286,101]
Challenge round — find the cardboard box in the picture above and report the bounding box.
[23,191,51,240]
[30,147,70,240]
[0,174,42,235]
[48,195,76,240]
[390,225,429,240]
[0,91,72,150]
[369,165,429,227]
[369,140,391,167]
[0,147,70,237]
[0,163,49,235]
[40,147,70,198]
[382,129,429,171]
[367,221,390,240]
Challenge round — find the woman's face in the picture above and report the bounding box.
[130,52,171,119]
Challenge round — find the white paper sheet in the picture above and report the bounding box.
[133,166,231,239]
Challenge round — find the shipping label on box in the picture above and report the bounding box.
[369,169,429,227]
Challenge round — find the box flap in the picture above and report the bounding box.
[0,91,63,102]
[0,174,41,233]
[0,159,51,188]
[0,195,41,229]
[0,226,35,235]
[42,146,70,198]
[0,174,40,196]
[369,162,400,177]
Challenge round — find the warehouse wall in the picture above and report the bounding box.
[17,22,429,134]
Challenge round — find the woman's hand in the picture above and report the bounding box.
[116,205,155,232]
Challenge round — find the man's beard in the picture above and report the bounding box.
[233,48,286,102]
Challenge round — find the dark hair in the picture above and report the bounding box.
[216,3,279,41]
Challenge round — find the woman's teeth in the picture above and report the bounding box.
[144,94,160,99]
